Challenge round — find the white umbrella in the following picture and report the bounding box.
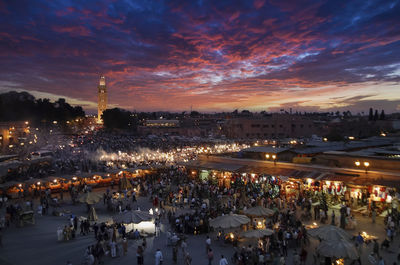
[113,210,153,224]
[243,206,274,217]
[308,225,351,241]
[240,229,274,238]
[77,192,102,205]
[88,207,98,221]
[317,239,359,259]
[210,214,250,229]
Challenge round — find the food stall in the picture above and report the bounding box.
[43,177,63,191]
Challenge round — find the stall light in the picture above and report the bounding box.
[223,176,227,179]
[355,161,361,166]
[72,177,77,181]
[9,145,13,148]
[25,121,29,125]
[18,184,22,187]
[307,178,312,184]
[251,173,256,178]
[242,173,246,176]
[380,132,386,137]
[149,209,154,215]
[348,136,355,140]
[20,142,24,146]
[37,182,41,185]
[230,233,234,239]
[53,179,57,183]
[326,181,331,186]
[272,154,276,159]
[265,154,270,159]
[53,121,58,124]
[364,162,370,167]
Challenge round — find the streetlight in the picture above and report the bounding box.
[272,154,277,165]
[355,161,361,167]
[364,162,370,174]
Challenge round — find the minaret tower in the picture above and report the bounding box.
[97,75,107,123]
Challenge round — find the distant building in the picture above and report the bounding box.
[0,121,30,151]
[222,114,321,139]
[97,75,107,123]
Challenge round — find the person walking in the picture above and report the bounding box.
[137,245,144,265]
[208,248,214,265]
[219,255,228,265]
[206,235,211,254]
[155,249,163,265]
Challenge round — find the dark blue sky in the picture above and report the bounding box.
[0,0,399,113]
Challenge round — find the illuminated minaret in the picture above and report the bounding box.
[97,75,107,123]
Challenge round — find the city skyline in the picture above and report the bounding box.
[0,0,399,113]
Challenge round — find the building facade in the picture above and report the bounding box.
[222,114,321,139]
[97,75,107,123]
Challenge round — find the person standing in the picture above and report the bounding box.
[0,228,3,248]
[331,210,335,226]
[122,237,128,256]
[155,249,163,265]
[172,246,178,263]
[137,246,144,265]
[378,256,385,265]
[185,252,192,265]
[110,240,117,258]
[219,255,228,265]
[372,208,376,223]
[181,240,188,257]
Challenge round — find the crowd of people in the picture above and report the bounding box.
[2,164,400,265]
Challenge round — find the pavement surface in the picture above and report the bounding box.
[0,189,399,265]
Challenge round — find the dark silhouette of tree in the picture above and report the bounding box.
[102,108,137,130]
[369,108,373,121]
[374,110,379,120]
[0,91,84,124]
[190,111,200,117]
[380,110,385,120]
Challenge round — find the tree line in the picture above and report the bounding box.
[0,91,85,125]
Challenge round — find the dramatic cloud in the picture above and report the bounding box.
[0,0,399,113]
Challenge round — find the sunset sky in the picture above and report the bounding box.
[0,0,399,113]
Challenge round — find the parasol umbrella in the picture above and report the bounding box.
[240,229,274,238]
[120,177,133,190]
[77,192,102,205]
[210,213,250,229]
[88,206,98,221]
[317,239,359,260]
[113,210,153,224]
[243,206,274,217]
[308,225,351,241]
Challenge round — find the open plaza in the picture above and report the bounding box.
[1,160,400,265]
